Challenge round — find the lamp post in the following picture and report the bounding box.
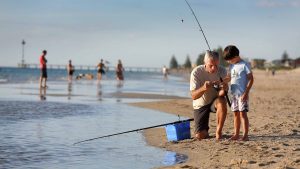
[21,40,26,66]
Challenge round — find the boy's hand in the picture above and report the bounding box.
[241,92,248,102]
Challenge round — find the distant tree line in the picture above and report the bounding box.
[169,47,228,69]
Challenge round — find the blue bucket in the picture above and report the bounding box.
[165,121,191,141]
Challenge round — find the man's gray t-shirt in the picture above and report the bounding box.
[190,65,227,109]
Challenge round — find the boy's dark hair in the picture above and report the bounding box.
[223,45,239,60]
[42,50,47,54]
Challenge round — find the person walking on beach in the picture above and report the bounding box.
[39,50,48,88]
[97,59,106,81]
[116,59,124,81]
[67,60,75,82]
[190,51,228,140]
[223,45,254,141]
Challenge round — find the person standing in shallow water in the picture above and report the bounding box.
[190,51,228,140]
[223,45,254,141]
[39,50,48,88]
[116,59,124,82]
[67,60,75,82]
[97,59,106,81]
[162,65,168,80]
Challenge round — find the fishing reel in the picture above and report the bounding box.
[213,84,220,91]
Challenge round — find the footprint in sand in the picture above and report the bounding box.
[292,147,300,151]
[271,147,280,151]
[258,161,276,167]
[248,160,257,164]
[274,154,284,158]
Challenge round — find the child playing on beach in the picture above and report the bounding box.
[223,45,254,141]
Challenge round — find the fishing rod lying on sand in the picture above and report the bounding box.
[73,118,194,145]
[184,0,231,107]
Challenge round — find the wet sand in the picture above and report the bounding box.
[129,69,300,169]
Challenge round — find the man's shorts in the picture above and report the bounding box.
[193,103,213,133]
[231,95,249,112]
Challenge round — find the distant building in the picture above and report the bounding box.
[251,59,266,69]
[294,57,300,68]
[282,59,295,68]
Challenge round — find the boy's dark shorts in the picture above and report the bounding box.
[41,68,47,78]
[193,103,212,133]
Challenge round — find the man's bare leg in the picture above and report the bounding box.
[215,97,227,140]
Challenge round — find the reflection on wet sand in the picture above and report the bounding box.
[67,82,72,100]
[163,151,188,165]
[116,81,124,103]
[97,83,102,101]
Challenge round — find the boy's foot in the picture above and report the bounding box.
[230,135,240,140]
[216,132,222,140]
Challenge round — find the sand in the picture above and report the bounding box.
[129,69,300,169]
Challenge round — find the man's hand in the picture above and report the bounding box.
[218,82,228,96]
[219,82,228,91]
[202,81,213,91]
[191,81,214,100]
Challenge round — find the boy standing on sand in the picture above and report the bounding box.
[223,45,254,141]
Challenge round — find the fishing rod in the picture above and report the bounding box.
[184,0,231,107]
[184,0,211,51]
[73,118,194,145]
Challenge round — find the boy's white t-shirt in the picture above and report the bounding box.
[229,60,252,96]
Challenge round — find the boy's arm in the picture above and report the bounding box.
[241,73,254,101]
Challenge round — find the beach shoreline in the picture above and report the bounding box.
[129,69,300,169]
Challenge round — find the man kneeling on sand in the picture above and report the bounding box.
[190,51,228,140]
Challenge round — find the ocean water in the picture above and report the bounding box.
[0,67,190,169]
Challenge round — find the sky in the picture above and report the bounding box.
[0,0,299,68]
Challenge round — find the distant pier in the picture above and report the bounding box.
[17,63,162,72]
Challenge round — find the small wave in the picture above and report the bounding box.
[0,79,8,83]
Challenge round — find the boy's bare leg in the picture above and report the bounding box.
[240,111,249,141]
[231,111,241,140]
[215,97,227,140]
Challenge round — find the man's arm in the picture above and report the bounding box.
[191,81,213,100]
